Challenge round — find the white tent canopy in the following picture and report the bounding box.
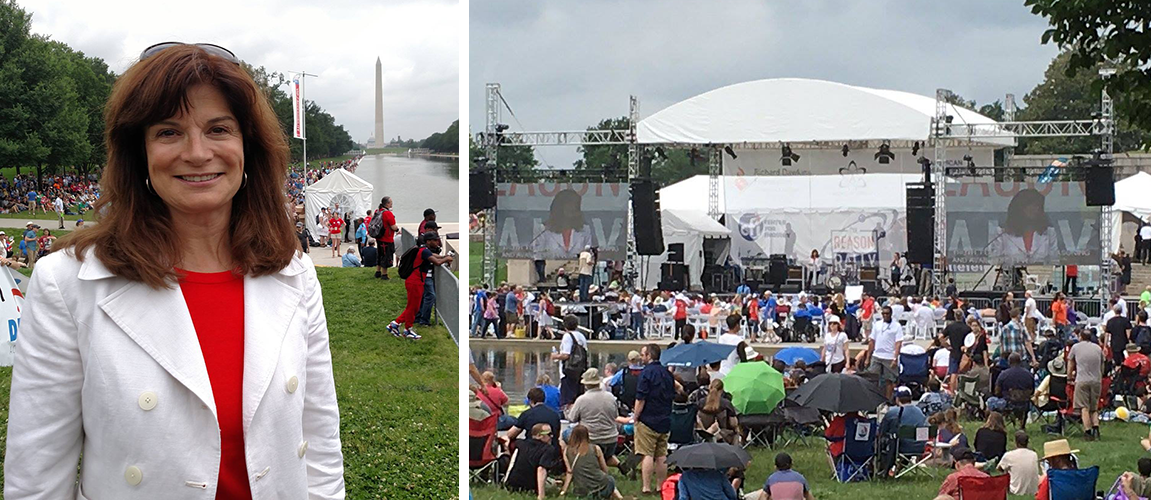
[304,169,375,234]
[637,78,1012,147]
[1111,171,1151,251]
[641,209,729,290]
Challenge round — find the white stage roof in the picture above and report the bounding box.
[637,78,1012,147]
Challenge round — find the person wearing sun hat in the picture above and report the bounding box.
[567,368,621,466]
[21,221,38,268]
[1036,439,1080,499]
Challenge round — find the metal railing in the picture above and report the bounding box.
[398,228,460,344]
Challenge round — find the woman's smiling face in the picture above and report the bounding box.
[144,84,244,219]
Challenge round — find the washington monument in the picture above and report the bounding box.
[374,57,384,146]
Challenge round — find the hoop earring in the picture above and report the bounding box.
[241,172,248,189]
[145,178,155,194]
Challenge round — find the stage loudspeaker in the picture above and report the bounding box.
[1085,166,1115,206]
[667,243,685,263]
[905,183,935,266]
[632,181,665,255]
[660,263,687,291]
[469,170,496,211]
[768,255,788,285]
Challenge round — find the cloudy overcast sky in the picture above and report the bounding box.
[22,0,458,144]
[470,0,1063,166]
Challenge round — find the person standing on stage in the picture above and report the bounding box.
[1065,264,1078,295]
[387,232,453,340]
[578,245,594,302]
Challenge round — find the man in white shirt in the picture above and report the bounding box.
[551,315,589,407]
[997,430,1040,496]
[914,298,936,338]
[629,292,645,340]
[1115,293,1129,318]
[866,305,903,399]
[1024,291,1045,341]
[1140,223,1151,264]
[717,314,744,375]
[578,246,594,302]
[53,196,64,229]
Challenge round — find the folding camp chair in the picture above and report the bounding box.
[956,372,987,420]
[893,424,938,479]
[1046,466,1099,500]
[831,417,878,483]
[1003,387,1034,431]
[898,352,931,398]
[738,413,776,449]
[668,401,698,451]
[779,405,822,448]
[1058,382,1087,437]
[958,473,1010,500]
[469,414,503,484]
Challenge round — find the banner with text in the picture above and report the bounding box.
[290,73,305,140]
[945,181,1101,266]
[729,209,906,269]
[496,183,628,260]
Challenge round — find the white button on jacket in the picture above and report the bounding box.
[4,250,345,499]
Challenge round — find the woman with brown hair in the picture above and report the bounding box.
[5,44,344,499]
[561,424,622,499]
[696,379,741,445]
[974,411,1008,461]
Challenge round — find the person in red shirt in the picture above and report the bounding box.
[674,295,689,340]
[387,232,453,339]
[327,213,344,258]
[417,208,436,235]
[1065,264,1079,295]
[938,447,989,498]
[374,197,399,279]
[475,371,510,425]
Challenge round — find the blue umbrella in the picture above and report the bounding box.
[774,346,820,366]
[660,341,736,368]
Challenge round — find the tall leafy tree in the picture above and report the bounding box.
[1026,0,1151,141]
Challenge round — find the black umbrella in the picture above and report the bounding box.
[787,373,887,413]
[666,442,751,470]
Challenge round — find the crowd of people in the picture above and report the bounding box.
[469,284,1151,498]
[284,156,360,206]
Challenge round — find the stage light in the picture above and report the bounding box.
[841,144,850,157]
[781,144,800,166]
[724,145,738,160]
[912,141,921,156]
[875,142,895,164]
[944,115,954,135]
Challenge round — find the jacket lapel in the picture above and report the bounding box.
[241,273,303,434]
[98,280,217,414]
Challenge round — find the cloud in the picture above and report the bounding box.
[469,0,1061,166]
[21,0,459,143]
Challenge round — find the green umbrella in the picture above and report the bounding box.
[723,361,785,415]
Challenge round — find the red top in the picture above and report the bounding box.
[380,211,396,243]
[179,269,252,500]
[327,217,344,234]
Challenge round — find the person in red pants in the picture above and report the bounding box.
[388,232,453,339]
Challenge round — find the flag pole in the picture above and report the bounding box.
[288,71,319,185]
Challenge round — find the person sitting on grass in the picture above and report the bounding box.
[504,423,559,500]
[341,247,361,267]
[560,424,623,500]
[938,447,988,498]
[973,411,1008,462]
[567,368,622,467]
[506,387,562,452]
[996,430,1039,497]
[918,377,952,417]
[525,374,562,412]
[753,452,814,500]
[1120,457,1151,499]
[677,465,739,500]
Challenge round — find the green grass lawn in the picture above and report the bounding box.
[470,417,1150,499]
[469,240,507,285]
[0,266,459,499]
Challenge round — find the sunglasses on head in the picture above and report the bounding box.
[139,42,239,64]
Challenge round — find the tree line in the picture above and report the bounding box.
[0,0,355,182]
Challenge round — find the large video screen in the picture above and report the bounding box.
[945,181,1101,266]
[496,183,628,260]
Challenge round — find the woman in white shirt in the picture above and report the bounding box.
[822,315,849,372]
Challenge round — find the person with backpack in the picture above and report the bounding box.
[551,314,588,408]
[369,197,398,279]
[386,232,453,340]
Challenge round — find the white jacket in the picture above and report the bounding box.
[4,249,345,499]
